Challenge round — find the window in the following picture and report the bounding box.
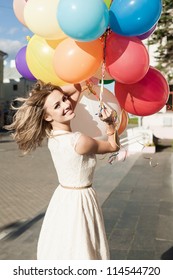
[13,84,18,91]
[166,85,173,111]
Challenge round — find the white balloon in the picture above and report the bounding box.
[24,0,66,40]
[13,0,27,26]
[71,85,121,139]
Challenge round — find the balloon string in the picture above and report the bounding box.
[108,144,128,165]
[108,140,158,167]
[85,82,105,117]
[99,63,105,107]
[143,155,158,168]
[99,30,108,112]
[136,140,159,167]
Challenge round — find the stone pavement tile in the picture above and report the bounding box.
[136,214,159,231]
[102,198,127,212]
[156,215,173,241]
[102,208,119,236]
[115,213,139,230]
[122,201,142,216]
[127,250,155,260]
[130,230,156,251]
[140,203,159,216]
[94,154,141,205]
[107,190,132,202]
[159,190,173,203]
[116,174,139,190]
[128,190,150,203]
[159,201,173,216]
[110,249,128,260]
[138,191,161,204]
[108,229,134,251]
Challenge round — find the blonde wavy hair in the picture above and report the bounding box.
[5,80,63,154]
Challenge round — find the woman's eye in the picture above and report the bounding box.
[63,96,68,102]
[55,103,60,109]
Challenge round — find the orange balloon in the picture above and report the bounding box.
[118,109,128,135]
[53,38,103,83]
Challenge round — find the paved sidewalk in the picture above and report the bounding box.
[0,133,173,260]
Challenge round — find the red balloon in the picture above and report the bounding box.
[105,32,149,84]
[115,67,169,116]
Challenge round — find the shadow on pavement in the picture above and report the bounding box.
[0,212,45,240]
[156,144,172,153]
[153,135,173,153]
[161,247,173,260]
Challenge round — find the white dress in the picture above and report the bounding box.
[37,130,110,260]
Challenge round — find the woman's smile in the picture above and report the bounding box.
[63,105,73,116]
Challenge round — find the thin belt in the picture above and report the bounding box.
[60,184,92,190]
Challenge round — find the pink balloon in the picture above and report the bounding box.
[105,32,149,84]
[13,0,28,26]
[115,67,169,116]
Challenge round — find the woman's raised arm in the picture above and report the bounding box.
[75,108,120,155]
[61,82,87,110]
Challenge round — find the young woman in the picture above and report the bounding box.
[5,80,120,260]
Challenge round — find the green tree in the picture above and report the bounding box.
[148,0,173,83]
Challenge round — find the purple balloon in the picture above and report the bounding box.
[15,46,36,81]
[137,24,157,40]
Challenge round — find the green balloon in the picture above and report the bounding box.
[104,0,112,9]
[99,79,115,84]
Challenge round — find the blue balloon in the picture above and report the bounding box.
[109,0,162,36]
[57,0,109,41]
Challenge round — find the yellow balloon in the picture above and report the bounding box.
[24,0,66,40]
[26,35,67,86]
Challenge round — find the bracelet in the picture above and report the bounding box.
[106,123,119,136]
[107,132,114,136]
[106,129,116,136]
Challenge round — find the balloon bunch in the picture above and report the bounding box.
[13,0,169,134]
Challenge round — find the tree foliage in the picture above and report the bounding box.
[148,0,173,83]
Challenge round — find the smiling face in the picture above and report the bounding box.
[44,89,75,130]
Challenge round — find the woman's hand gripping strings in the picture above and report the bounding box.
[99,103,120,151]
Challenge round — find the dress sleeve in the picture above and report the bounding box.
[71,132,82,150]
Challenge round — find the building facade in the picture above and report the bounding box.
[0,52,34,128]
